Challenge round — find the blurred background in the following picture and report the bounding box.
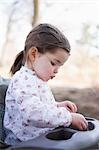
[0,0,99,118]
[0,0,99,88]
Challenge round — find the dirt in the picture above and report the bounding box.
[52,87,99,120]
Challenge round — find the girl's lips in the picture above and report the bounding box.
[51,76,55,79]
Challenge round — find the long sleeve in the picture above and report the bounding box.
[4,66,72,141]
[11,73,72,128]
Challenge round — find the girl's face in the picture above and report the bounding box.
[31,48,70,81]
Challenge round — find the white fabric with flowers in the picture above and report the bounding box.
[4,66,72,143]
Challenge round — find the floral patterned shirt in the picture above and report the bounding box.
[4,66,72,142]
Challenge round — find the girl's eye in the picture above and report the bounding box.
[51,61,55,66]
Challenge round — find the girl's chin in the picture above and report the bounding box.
[43,78,50,82]
[36,73,51,81]
[43,77,51,82]
[37,76,50,82]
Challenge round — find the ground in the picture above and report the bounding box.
[52,87,99,120]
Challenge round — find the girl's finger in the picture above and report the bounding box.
[66,106,72,112]
[82,123,88,130]
[72,103,77,112]
[80,121,88,131]
[68,103,77,113]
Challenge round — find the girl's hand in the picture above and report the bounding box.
[71,113,88,131]
[57,101,77,113]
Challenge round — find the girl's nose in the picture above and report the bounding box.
[54,67,59,74]
[54,70,58,74]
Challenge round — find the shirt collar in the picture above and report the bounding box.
[21,66,36,76]
[20,66,47,83]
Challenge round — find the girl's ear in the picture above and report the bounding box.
[28,47,38,62]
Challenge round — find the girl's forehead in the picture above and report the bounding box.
[45,49,69,64]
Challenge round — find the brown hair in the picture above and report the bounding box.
[10,23,71,75]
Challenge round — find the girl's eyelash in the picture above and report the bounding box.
[51,61,55,66]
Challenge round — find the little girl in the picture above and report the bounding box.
[4,23,88,145]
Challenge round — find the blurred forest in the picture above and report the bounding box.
[0,0,99,119]
[0,0,99,88]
